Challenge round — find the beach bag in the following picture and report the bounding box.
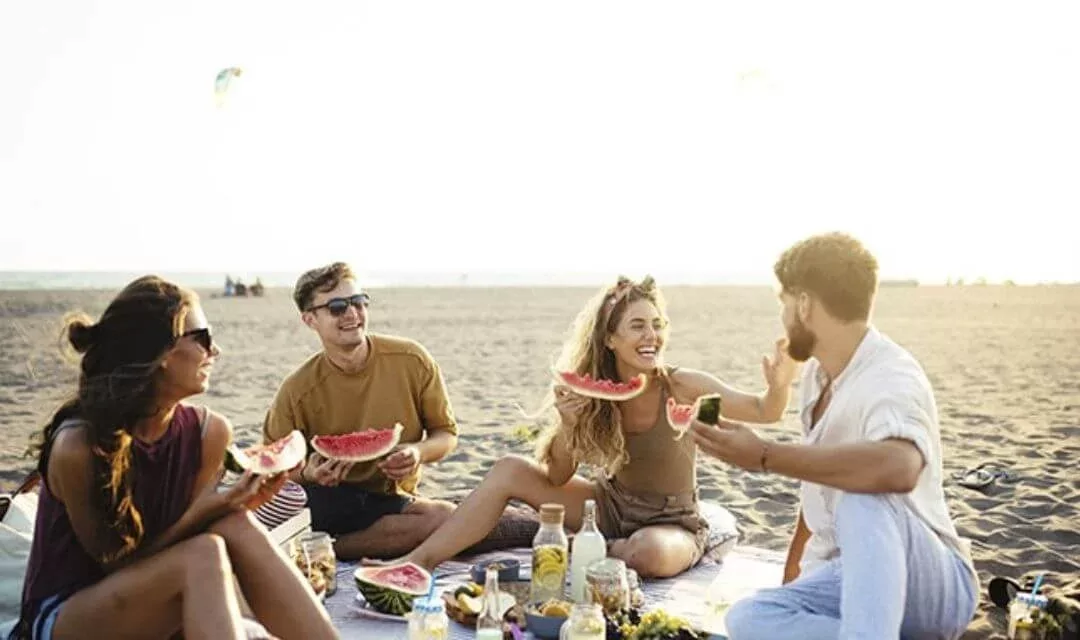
[0,472,39,635]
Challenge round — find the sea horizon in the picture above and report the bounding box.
[1,270,1072,292]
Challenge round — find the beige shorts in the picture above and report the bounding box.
[593,475,710,565]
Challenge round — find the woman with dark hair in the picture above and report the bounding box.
[13,276,337,640]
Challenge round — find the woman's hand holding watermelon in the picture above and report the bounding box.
[188,471,290,529]
[553,384,590,426]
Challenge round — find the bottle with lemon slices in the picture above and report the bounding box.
[530,503,570,603]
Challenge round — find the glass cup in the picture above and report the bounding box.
[559,603,606,640]
[585,558,629,615]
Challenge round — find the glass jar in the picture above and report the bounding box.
[584,558,629,615]
[626,568,645,609]
[559,603,606,640]
[1008,593,1050,640]
[531,503,570,603]
[407,598,449,640]
[291,531,337,597]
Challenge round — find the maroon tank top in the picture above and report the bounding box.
[19,404,205,624]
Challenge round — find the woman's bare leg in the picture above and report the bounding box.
[209,510,338,640]
[53,533,244,640]
[391,455,597,571]
[608,524,700,579]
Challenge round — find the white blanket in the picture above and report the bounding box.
[325,545,784,639]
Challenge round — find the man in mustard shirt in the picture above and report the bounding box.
[263,262,459,560]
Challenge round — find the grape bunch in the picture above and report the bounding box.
[604,608,705,639]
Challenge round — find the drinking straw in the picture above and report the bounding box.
[1031,572,1044,596]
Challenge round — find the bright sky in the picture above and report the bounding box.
[2,1,1078,284]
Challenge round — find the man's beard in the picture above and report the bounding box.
[787,315,817,362]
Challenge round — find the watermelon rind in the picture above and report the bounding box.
[224,430,306,475]
[553,370,648,401]
[310,423,404,463]
[354,562,432,616]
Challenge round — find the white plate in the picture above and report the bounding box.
[352,593,409,623]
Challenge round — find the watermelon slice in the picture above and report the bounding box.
[310,423,404,462]
[666,393,723,440]
[224,430,306,475]
[354,562,432,616]
[553,371,648,401]
[666,397,697,439]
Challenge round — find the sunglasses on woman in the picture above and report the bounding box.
[306,293,372,316]
[180,327,214,353]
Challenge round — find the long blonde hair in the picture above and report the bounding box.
[536,275,670,475]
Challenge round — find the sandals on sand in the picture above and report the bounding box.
[952,463,1017,490]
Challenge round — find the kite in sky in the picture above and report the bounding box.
[214,67,243,107]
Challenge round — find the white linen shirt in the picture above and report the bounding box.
[797,326,974,577]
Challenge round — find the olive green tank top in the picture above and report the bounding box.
[613,371,698,497]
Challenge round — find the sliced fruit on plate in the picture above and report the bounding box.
[353,562,431,616]
[456,591,516,617]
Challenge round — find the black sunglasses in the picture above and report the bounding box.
[307,293,371,316]
[180,327,214,353]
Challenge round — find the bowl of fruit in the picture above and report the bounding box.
[524,599,572,639]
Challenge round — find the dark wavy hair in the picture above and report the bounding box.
[31,275,196,562]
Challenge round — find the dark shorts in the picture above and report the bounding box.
[304,484,413,536]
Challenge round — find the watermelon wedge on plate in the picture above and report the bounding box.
[310,423,404,462]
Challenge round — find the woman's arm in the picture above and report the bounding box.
[541,428,578,486]
[672,361,793,424]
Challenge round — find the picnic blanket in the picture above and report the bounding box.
[324,545,785,639]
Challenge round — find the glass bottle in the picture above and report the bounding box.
[530,503,570,603]
[475,566,503,639]
[569,499,606,603]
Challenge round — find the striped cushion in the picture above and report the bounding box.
[253,481,308,530]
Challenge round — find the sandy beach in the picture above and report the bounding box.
[2,283,1078,638]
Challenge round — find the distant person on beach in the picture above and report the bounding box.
[371,274,796,579]
[14,276,336,640]
[693,233,978,639]
[262,262,458,560]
